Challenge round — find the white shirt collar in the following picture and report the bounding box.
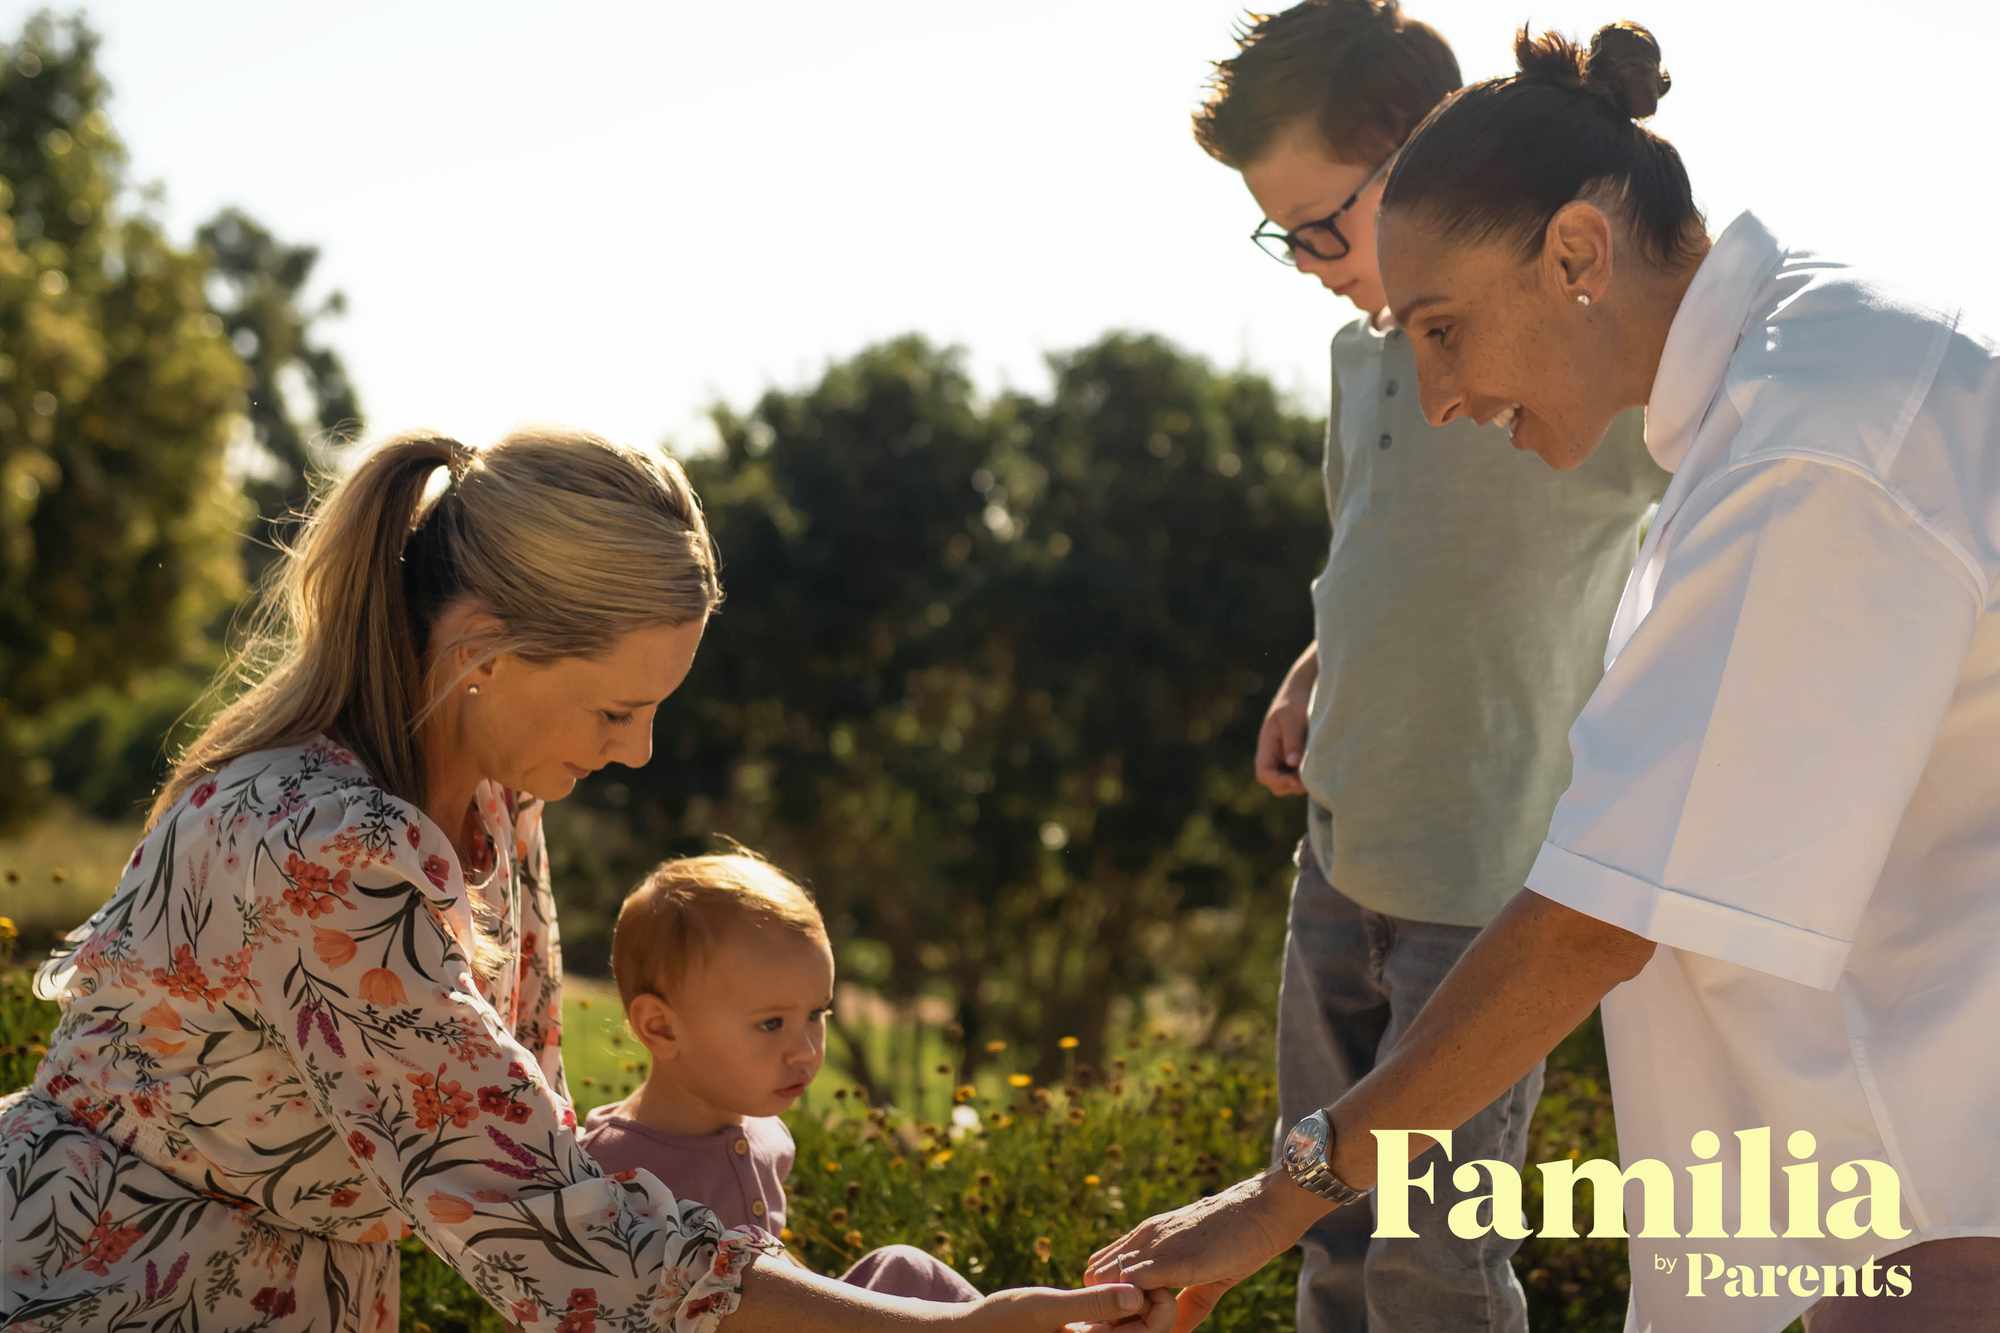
[1644,211,1787,472]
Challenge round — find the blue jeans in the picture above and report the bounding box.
[1273,833,1543,1333]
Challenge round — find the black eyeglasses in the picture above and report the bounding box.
[1250,155,1395,266]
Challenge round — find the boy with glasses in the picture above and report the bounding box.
[1192,3,1665,1329]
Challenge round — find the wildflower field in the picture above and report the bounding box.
[0,915,1661,1333]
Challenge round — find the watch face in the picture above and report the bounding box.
[1284,1113,1328,1170]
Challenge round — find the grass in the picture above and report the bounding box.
[0,812,1739,1331]
[0,802,146,951]
[3,947,1646,1332]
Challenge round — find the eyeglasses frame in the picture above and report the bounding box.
[1249,153,1398,266]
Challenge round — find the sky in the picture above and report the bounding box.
[10,0,1998,455]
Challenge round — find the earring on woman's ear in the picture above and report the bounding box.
[1575,292,1593,307]
[467,684,481,696]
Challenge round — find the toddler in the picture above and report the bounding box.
[580,852,978,1302]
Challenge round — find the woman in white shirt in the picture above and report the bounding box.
[1086,22,2000,1333]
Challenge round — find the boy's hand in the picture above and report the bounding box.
[1254,642,1318,797]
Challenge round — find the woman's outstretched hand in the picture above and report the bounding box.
[965,1281,1175,1332]
[731,1247,1178,1329]
[1081,1169,1327,1332]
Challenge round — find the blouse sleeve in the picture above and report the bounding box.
[510,794,570,1098]
[247,785,782,1330]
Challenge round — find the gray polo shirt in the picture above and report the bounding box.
[1301,314,1666,926]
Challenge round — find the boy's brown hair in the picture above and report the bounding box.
[1193,0,1461,168]
[611,851,825,1009]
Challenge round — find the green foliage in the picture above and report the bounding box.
[778,1042,1302,1330]
[0,11,248,828]
[28,653,219,818]
[0,965,1665,1331]
[195,205,362,586]
[562,333,1324,1082]
[0,942,54,1093]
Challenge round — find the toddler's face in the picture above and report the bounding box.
[673,925,835,1118]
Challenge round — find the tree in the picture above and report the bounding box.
[195,206,361,585]
[0,11,248,828]
[554,332,1327,1094]
[948,332,1327,1068]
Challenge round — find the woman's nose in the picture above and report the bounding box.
[609,720,654,769]
[1417,364,1463,428]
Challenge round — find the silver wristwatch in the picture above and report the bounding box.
[1281,1108,1368,1207]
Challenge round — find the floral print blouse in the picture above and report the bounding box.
[1,736,780,1331]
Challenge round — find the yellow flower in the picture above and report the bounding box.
[1218,1107,1234,1120]
[845,1229,864,1248]
[1007,1073,1032,1088]
[779,1226,795,1243]
[0,915,17,943]
[994,1113,1014,1129]
[954,1083,977,1104]
[1084,1173,1102,1187]
[823,1159,842,1173]
[985,1040,1007,1054]
[1033,1236,1053,1263]
[930,1149,954,1167]
[1057,1035,1079,1050]
[1158,1060,1177,1075]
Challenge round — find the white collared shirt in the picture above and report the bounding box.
[1525,211,2000,1333]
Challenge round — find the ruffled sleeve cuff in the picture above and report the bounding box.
[656,1225,787,1330]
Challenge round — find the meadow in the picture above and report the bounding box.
[0,884,1648,1333]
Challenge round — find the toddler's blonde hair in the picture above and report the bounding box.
[611,851,825,1011]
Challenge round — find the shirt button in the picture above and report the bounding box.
[733,1138,750,1156]
[1385,380,1399,397]
[750,1199,766,1217]
[1378,433,1393,451]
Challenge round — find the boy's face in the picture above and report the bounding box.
[1241,119,1391,317]
[641,924,836,1120]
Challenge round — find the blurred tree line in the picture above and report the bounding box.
[0,12,359,821]
[1,11,1329,1068]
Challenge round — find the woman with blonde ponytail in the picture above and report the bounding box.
[1,430,1162,1333]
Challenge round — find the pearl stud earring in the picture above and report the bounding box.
[467,684,481,696]
[1575,293,1592,307]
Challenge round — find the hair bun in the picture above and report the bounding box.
[1584,22,1669,120]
